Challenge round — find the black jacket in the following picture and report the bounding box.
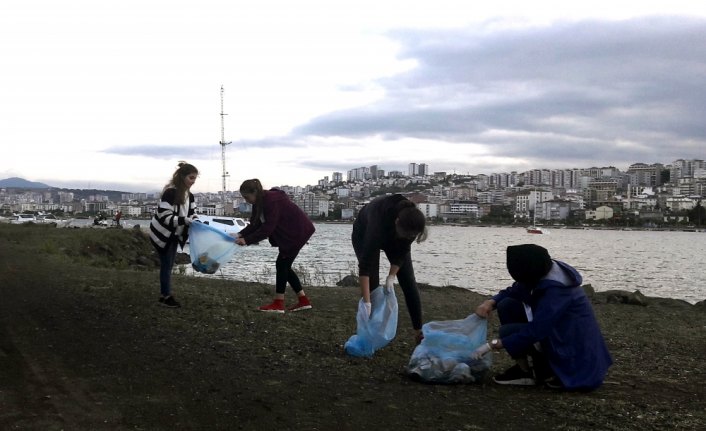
[352,194,413,276]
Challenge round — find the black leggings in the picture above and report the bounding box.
[275,253,304,295]
[354,249,423,330]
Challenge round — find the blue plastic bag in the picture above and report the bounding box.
[406,313,492,383]
[188,221,240,274]
[344,286,398,357]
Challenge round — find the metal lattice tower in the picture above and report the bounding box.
[219,85,231,211]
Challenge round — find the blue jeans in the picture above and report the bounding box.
[158,240,178,297]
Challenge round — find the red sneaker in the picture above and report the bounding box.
[258,299,285,313]
[288,296,312,312]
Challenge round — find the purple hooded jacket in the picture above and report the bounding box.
[238,189,315,259]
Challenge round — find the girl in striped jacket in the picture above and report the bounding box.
[149,162,198,308]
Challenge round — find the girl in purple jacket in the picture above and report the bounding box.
[474,244,613,391]
[236,179,316,313]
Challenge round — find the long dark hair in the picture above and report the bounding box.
[164,161,198,205]
[396,200,428,243]
[239,179,265,222]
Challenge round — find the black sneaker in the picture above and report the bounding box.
[543,376,564,390]
[158,296,181,308]
[493,364,536,386]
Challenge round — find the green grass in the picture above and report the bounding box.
[0,223,158,270]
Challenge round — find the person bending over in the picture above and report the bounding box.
[236,179,316,313]
[352,194,428,344]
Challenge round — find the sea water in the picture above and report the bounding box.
[187,223,705,304]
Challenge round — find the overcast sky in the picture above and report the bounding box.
[2,1,705,193]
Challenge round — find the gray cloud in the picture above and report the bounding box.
[97,17,705,180]
[101,138,307,158]
[101,145,212,159]
[292,16,706,173]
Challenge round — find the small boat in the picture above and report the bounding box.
[195,214,248,236]
[527,187,548,234]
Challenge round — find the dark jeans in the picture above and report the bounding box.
[496,297,553,380]
[275,252,303,295]
[158,240,178,297]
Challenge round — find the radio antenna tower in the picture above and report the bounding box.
[219,85,231,211]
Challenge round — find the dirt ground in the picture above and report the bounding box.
[1,224,705,430]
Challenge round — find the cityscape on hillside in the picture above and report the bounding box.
[1,158,705,227]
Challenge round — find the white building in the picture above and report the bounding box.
[586,206,614,220]
[666,196,697,212]
[416,202,439,218]
[446,201,479,218]
[537,200,574,221]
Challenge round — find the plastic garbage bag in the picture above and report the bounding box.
[406,313,492,384]
[344,286,398,357]
[188,221,240,274]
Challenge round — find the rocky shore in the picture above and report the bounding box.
[1,224,704,430]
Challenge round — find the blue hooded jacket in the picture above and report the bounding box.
[493,260,613,390]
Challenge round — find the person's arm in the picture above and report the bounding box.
[475,298,496,318]
[359,275,371,303]
[155,189,188,228]
[187,192,196,218]
[475,280,524,318]
[241,196,282,245]
[388,264,400,277]
[357,221,383,278]
[384,265,400,290]
[471,338,504,359]
[238,208,255,237]
[354,202,382,316]
[358,275,372,318]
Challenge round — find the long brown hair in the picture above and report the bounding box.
[239,178,265,222]
[164,161,198,205]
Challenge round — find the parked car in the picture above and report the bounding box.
[10,214,37,224]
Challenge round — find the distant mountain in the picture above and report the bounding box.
[0,177,51,189]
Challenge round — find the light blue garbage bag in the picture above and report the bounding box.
[344,286,398,357]
[188,221,240,274]
[406,313,492,384]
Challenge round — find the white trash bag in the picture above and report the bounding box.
[407,313,492,384]
[344,286,398,357]
[188,221,240,274]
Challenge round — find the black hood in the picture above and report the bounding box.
[506,244,553,284]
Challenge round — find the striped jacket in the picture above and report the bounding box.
[149,188,196,252]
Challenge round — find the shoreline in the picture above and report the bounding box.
[4,221,705,304]
[4,216,706,234]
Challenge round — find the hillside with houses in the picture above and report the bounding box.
[1,158,705,228]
